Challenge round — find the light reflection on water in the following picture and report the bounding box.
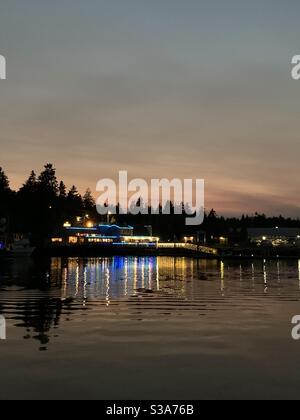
[0,257,300,400]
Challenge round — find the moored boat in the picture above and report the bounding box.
[9,238,35,257]
[0,237,35,258]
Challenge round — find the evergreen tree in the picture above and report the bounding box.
[83,188,95,209]
[208,209,217,219]
[19,171,38,194]
[67,185,83,209]
[38,163,58,196]
[0,167,10,192]
[59,181,67,198]
[68,185,80,199]
[0,167,12,215]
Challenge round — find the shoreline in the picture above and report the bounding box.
[36,244,300,260]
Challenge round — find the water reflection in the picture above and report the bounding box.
[0,257,299,351]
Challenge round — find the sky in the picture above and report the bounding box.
[0,0,299,216]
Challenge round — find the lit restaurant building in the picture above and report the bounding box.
[51,224,160,247]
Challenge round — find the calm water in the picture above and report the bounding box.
[0,256,300,400]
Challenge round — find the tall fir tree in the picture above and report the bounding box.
[59,181,67,198]
[19,171,38,194]
[83,188,95,210]
[38,163,58,196]
[0,167,10,192]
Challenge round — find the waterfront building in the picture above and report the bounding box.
[51,223,160,246]
[247,228,300,247]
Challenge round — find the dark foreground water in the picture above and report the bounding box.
[0,256,300,400]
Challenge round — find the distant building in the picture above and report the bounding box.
[181,230,206,245]
[247,228,300,247]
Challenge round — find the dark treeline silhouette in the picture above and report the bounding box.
[119,207,300,244]
[0,164,299,245]
[0,164,98,245]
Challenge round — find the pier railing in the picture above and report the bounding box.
[157,243,218,255]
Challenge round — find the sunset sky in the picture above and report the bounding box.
[0,0,299,216]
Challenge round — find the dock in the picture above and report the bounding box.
[43,242,219,258]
